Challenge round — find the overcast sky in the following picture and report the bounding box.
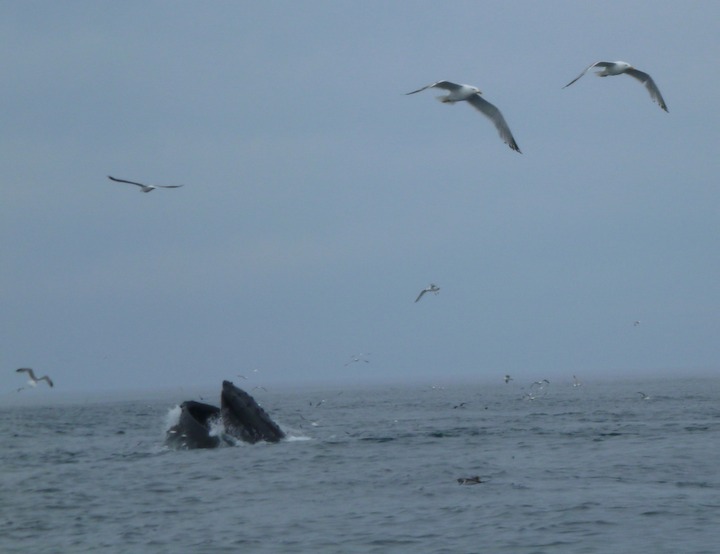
[2,1,718,395]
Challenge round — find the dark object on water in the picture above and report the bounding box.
[457,476,484,485]
[166,382,285,449]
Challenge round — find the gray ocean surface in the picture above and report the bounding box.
[1,377,718,553]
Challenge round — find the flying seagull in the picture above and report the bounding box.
[504,374,513,384]
[107,175,185,193]
[406,81,521,152]
[344,353,370,367]
[562,61,668,112]
[16,368,54,388]
[415,283,440,303]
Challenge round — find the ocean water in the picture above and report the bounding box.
[1,377,718,553]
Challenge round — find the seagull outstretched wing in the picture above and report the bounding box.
[624,68,668,112]
[466,95,521,153]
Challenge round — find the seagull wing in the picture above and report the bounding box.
[17,367,37,380]
[406,80,462,95]
[40,376,54,387]
[562,61,611,88]
[153,185,184,189]
[466,94,521,153]
[415,289,427,303]
[624,68,668,112]
[108,175,147,188]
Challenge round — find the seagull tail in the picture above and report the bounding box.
[435,95,454,104]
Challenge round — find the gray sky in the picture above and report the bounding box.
[2,1,718,394]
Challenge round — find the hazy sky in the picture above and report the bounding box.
[2,1,718,395]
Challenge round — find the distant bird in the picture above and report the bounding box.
[415,283,440,303]
[531,379,550,389]
[562,61,668,112]
[16,368,54,388]
[453,402,467,409]
[572,375,582,388]
[457,476,483,485]
[504,374,513,384]
[637,391,650,400]
[252,386,268,392]
[406,80,521,152]
[344,353,370,367]
[633,320,641,327]
[107,175,184,193]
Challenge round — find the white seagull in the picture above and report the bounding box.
[562,61,668,112]
[16,367,54,388]
[415,283,440,303]
[406,81,521,152]
[107,175,185,193]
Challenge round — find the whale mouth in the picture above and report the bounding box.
[166,381,285,449]
[221,381,285,444]
[165,400,221,449]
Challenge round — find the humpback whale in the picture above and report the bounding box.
[166,381,285,449]
[166,400,223,449]
[220,380,285,444]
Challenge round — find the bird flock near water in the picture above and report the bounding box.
[13,59,666,393]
